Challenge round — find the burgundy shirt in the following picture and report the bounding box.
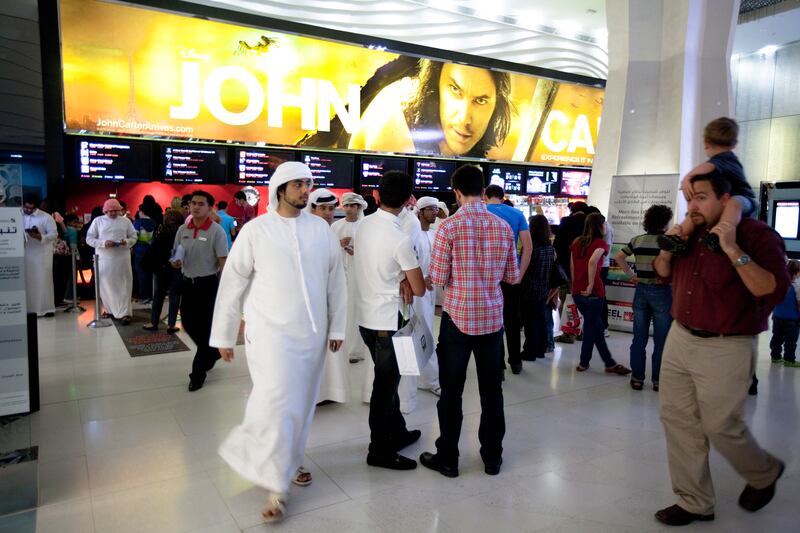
[671,218,788,335]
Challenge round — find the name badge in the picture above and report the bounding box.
[198,236,208,242]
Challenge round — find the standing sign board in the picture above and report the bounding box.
[606,175,678,332]
[0,208,29,416]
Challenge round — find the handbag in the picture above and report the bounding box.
[392,309,434,376]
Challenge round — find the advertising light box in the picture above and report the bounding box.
[235,148,295,185]
[162,145,227,184]
[525,168,560,195]
[486,165,524,194]
[60,0,604,166]
[560,169,591,197]
[302,152,354,189]
[77,137,151,182]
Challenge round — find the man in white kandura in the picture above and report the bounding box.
[305,188,350,404]
[331,192,369,364]
[22,193,58,317]
[210,162,346,523]
[86,198,137,325]
[411,196,442,396]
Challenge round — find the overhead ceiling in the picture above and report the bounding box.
[183,0,610,79]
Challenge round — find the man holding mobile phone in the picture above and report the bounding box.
[23,193,58,317]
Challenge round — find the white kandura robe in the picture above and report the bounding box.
[330,217,368,362]
[86,215,136,318]
[411,228,440,391]
[314,218,355,403]
[23,209,57,316]
[209,211,346,494]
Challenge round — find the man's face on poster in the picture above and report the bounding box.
[438,63,497,156]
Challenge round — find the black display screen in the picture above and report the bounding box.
[359,156,409,189]
[161,145,227,184]
[412,159,455,191]
[301,152,354,188]
[235,148,295,185]
[486,165,524,194]
[525,168,560,194]
[77,138,151,182]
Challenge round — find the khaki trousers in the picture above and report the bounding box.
[658,323,781,514]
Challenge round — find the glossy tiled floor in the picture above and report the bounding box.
[2,303,798,532]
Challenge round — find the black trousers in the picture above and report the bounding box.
[53,254,72,304]
[181,275,219,384]
[360,324,410,456]
[151,267,182,327]
[522,297,549,359]
[435,312,505,467]
[500,282,522,367]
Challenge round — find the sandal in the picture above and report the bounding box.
[605,364,632,376]
[575,364,589,372]
[630,379,644,391]
[261,493,287,523]
[292,466,312,487]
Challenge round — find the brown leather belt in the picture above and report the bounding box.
[680,323,733,338]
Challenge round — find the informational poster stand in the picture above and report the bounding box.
[0,207,30,417]
[606,175,678,332]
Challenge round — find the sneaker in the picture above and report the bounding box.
[771,357,783,364]
[555,334,574,344]
[657,234,689,255]
[784,360,800,368]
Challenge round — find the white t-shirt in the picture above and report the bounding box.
[353,209,419,330]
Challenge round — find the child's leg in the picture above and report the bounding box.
[704,198,744,253]
[769,320,784,360]
[784,320,799,363]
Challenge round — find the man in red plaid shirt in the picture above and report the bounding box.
[419,164,520,478]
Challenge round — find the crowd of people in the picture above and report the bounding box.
[19,117,794,527]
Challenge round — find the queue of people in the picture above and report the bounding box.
[18,117,793,528]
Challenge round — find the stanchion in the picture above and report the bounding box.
[64,247,85,314]
[87,253,112,328]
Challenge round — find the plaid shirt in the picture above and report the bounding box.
[430,201,519,335]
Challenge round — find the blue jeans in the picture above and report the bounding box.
[435,312,505,467]
[573,295,617,368]
[770,317,799,362]
[630,284,673,382]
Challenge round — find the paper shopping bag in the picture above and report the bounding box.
[392,313,434,376]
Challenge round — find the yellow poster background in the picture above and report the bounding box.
[60,0,604,165]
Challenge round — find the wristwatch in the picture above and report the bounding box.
[732,254,751,268]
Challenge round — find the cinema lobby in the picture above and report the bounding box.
[1,0,799,531]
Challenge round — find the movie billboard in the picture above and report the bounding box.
[60,0,604,165]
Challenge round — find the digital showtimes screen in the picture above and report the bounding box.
[235,148,295,185]
[360,156,408,189]
[560,169,591,197]
[525,168,560,194]
[412,159,455,191]
[77,138,151,181]
[161,145,227,184]
[486,165,524,194]
[301,152,354,188]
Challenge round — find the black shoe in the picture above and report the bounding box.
[142,324,158,331]
[510,364,522,375]
[43,312,55,318]
[419,452,458,478]
[703,232,724,254]
[167,326,180,334]
[366,452,417,471]
[392,429,421,452]
[748,381,758,396]
[120,316,131,326]
[738,461,784,512]
[655,504,714,526]
[484,458,502,476]
[519,351,536,362]
[188,380,204,392]
[657,234,689,256]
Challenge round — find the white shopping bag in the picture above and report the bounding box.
[392,312,434,376]
[559,293,583,336]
